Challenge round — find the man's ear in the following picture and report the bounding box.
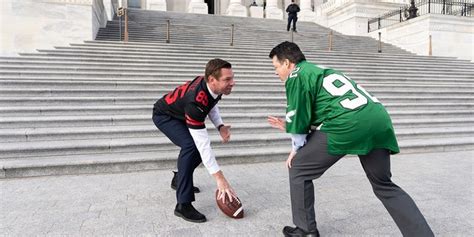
[208,75,216,83]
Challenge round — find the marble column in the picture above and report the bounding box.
[147,0,167,11]
[249,4,264,18]
[265,0,283,19]
[188,0,208,14]
[226,0,248,17]
[299,0,316,21]
[103,0,114,20]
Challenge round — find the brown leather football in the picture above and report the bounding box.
[215,190,244,219]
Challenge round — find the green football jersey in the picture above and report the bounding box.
[285,60,399,155]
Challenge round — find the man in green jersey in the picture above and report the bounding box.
[267,41,433,237]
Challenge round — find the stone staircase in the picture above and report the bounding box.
[1,9,473,178]
[96,9,410,54]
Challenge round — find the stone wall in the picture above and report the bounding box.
[0,0,107,56]
[369,14,473,61]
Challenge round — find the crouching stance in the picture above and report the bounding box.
[267,42,434,237]
[153,58,237,223]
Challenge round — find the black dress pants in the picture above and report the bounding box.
[287,15,297,31]
[289,130,434,236]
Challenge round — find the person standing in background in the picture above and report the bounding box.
[286,0,300,32]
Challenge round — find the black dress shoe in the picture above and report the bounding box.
[283,226,319,237]
[174,203,207,223]
[171,171,200,193]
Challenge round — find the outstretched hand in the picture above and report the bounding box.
[267,116,286,131]
[215,173,236,204]
[219,124,231,143]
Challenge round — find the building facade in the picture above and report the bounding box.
[1,0,472,60]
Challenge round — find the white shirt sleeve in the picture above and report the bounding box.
[291,134,308,152]
[188,127,220,174]
[208,105,224,129]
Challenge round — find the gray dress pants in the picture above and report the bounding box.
[289,130,434,236]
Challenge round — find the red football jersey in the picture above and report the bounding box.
[154,76,221,129]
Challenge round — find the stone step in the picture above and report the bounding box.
[76,41,386,53]
[0,87,471,97]
[95,32,355,43]
[0,104,285,116]
[12,52,473,72]
[13,45,466,66]
[113,20,307,30]
[1,129,472,160]
[36,45,465,64]
[0,132,290,159]
[0,96,285,106]
[74,41,446,60]
[1,112,473,129]
[0,146,290,178]
[94,27,387,39]
[39,43,432,58]
[91,33,410,53]
[1,124,471,143]
[1,136,472,178]
[89,40,458,59]
[30,51,403,63]
[67,38,407,53]
[1,102,472,117]
[2,64,473,77]
[1,72,472,83]
[100,22,324,31]
[0,123,272,142]
[2,57,473,73]
[93,33,351,44]
[7,67,470,81]
[0,95,472,107]
[1,79,473,89]
[1,76,472,87]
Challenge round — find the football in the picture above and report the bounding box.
[215,190,244,219]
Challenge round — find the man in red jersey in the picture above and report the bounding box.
[153,58,236,223]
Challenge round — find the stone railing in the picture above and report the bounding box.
[320,0,352,13]
[320,0,408,14]
[42,0,93,5]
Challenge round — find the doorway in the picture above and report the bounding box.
[204,0,215,14]
[127,0,141,8]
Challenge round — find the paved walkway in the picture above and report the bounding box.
[1,150,473,236]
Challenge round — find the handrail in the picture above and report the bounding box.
[328,30,333,51]
[429,35,432,56]
[368,0,473,32]
[378,32,382,53]
[166,20,170,43]
[230,24,234,46]
[113,14,387,52]
[124,8,129,42]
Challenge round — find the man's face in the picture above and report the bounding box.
[272,56,291,82]
[209,68,235,95]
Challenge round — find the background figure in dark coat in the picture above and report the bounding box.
[286,0,300,32]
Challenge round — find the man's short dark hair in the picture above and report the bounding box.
[205,58,232,82]
[269,41,306,64]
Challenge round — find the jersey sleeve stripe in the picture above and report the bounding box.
[185,114,205,126]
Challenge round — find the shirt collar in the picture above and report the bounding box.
[206,83,219,99]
